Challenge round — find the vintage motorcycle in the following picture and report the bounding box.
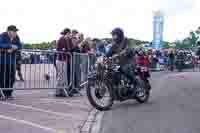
[86,56,151,111]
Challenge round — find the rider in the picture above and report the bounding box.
[106,27,135,84]
[176,50,185,67]
[176,50,185,60]
[196,44,200,59]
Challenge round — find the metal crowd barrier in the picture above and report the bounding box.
[0,49,96,98]
[72,52,96,91]
[0,50,71,97]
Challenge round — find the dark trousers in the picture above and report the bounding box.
[67,62,71,86]
[73,66,81,88]
[89,55,96,71]
[0,64,16,96]
[72,54,81,88]
[16,62,23,81]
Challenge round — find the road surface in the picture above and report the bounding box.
[0,64,93,133]
[99,71,200,133]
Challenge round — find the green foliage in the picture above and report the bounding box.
[101,38,148,48]
[163,42,171,49]
[128,38,137,48]
[189,31,199,47]
[23,37,149,50]
[128,38,149,48]
[174,27,200,49]
[23,41,56,50]
[175,39,192,49]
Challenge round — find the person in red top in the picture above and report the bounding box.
[55,28,73,97]
[137,51,144,66]
[137,51,150,67]
[136,51,150,69]
[136,51,150,78]
[143,53,150,68]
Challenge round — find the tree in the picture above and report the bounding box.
[175,40,184,49]
[163,42,171,49]
[23,41,54,49]
[128,38,137,48]
[189,31,199,47]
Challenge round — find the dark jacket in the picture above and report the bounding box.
[71,46,81,67]
[80,43,90,53]
[106,38,128,57]
[169,53,175,60]
[71,46,81,53]
[106,38,134,65]
[0,32,22,64]
[196,48,200,56]
[56,36,73,62]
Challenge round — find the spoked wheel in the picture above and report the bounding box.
[87,80,113,111]
[135,78,150,103]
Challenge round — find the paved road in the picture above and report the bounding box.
[0,64,93,133]
[0,90,92,133]
[99,71,200,133]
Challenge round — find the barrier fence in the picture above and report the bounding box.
[0,49,95,98]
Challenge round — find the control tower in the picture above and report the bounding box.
[152,10,164,50]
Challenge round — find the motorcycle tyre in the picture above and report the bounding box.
[135,79,150,103]
[87,80,114,111]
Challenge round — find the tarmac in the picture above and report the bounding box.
[0,64,101,133]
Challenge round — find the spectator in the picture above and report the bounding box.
[0,25,22,99]
[137,51,145,66]
[88,39,97,71]
[93,39,105,57]
[72,29,79,38]
[71,36,81,92]
[77,33,84,45]
[96,43,106,57]
[105,43,113,54]
[16,50,24,81]
[152,53,158,69]
[79,38,91,83]
[196,45,200,59]
[55,28,73,97]
[71,36,81,53]
[80,38,91,53]
[169,50,175,70]
[89,39,97,54]
[30,54,35,64]
[143,52,150,68]
[51,41,57,71]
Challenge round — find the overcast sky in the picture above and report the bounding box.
[0,0,199,43]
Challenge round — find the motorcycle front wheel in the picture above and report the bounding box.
[135,79,150,103]
[87,80,114,111]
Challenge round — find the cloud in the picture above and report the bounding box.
[0,0,198,43]
[154,0,196,16]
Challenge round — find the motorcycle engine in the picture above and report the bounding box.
[117,76,135,100]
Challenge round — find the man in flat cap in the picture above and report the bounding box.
[0,25,22,99]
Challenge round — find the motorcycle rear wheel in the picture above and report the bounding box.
[87,80,114,111]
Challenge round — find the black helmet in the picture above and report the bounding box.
[111,28,124,37]
[111,27,124,44]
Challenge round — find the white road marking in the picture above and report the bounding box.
[14,91,44,95]
[0,114,57,132]
[13,91,55,96]
[0,102,80,120]
[40,98,89,109]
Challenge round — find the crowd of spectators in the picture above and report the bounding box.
[1,25,200,99]
[134,48,197,71]
[55,28,108,97]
